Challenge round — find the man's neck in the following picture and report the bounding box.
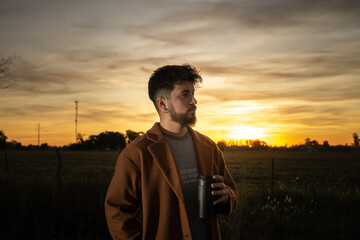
[159,120,188,137]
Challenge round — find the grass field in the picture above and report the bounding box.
[1,150,360,239]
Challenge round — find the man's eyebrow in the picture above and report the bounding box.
[179,89,195,94]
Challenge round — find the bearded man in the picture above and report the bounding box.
[105,64,238,240]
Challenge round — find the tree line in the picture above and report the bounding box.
[216,133,360,152]
[0,130,144,151]
[1,130,359,152]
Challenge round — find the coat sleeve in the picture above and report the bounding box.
[105,155,142,240]
[216,147,238,215]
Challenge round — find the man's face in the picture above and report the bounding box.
[167,81,197,127]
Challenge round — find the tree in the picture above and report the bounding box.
[353,133,359,147]
[126,130,144,144]
[1,130,9,173]
[252,139,268,149]
[0,55,16,89]
[304,137,318,147]
[76,133,85,144]
[9,140,22,149]
[86,131,126,150]
[40,143,49,149]
[310,140,319,147]
[0,130,7,149]
[323,140,330,147]
[68,131,127,150]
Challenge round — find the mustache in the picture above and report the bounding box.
[188,106,197,112]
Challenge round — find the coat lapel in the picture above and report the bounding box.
[189,128,215,176]
[145,123,215,202]
[146,124,184,202]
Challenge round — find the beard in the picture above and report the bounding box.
[169,106,197,127]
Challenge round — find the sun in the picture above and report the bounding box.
[228,126,267,140]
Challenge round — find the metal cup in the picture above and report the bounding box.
[197,175,218,219]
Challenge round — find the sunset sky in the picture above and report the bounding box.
[1,0,360,146]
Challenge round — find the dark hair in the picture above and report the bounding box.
[148,64,202,105]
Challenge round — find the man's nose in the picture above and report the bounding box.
[190,96,197,105]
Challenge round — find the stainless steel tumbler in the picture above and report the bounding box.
[197,175,218,219]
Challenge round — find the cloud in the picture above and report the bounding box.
[63,47,122,63]
[201,78,360,102]
[276,105,346,115]
[1,0,360,146]
[200,48,360,79]
[157,0,360,29]
[71,21,118,31]
[268,114,355,128]
[67,101,157,124]
[78,102,132,121]
[125,0,360,49]
[272,104,357,127]
[0,100,157,128]
[197,46,360,104]
[1,104,71,118]
[8,53,150,96]
[9,59,93,95]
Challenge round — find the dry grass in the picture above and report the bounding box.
[1,150,360,239]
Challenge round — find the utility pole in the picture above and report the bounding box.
[37,123,41,146]
[75,100,78,142]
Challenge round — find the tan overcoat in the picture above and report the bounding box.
[105,123,238,240]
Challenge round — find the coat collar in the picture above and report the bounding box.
[146,123,215,201]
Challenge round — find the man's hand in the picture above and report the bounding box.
[211,175,229,205]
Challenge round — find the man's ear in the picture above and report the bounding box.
[156,96,168,113]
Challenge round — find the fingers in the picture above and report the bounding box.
[211,188,226,197]
[211,175,229,205]
[212,175,224,182]
[213,193,228,205]
[211,182,225,189]
[212,187,229,205]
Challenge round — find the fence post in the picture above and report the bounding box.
[56,147,62,186]
[271,158,274,194]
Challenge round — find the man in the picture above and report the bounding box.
[105,64,238,240]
